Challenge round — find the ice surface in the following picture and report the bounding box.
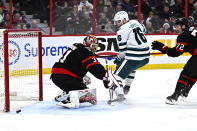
[0,69,197,131]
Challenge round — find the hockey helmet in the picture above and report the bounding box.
[175,18,189,28]
[113,11,129,26]
[83,35,99,53]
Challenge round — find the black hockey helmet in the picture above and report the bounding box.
[83,35,99,53]
[175,18,189,28]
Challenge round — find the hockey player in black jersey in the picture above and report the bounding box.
[51,35,106,108]
[151,17,197,105]
[51,35,124,108]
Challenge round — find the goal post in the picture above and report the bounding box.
[0,29,43,112]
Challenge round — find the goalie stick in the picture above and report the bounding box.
[105,61,125,105]
[105,59,115,105]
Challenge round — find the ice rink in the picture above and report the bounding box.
[1,69,197,131]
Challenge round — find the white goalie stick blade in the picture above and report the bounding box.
[107,99,121,105]
[108,86,115,105]
[107,67,121,88]
[106,66,125,105]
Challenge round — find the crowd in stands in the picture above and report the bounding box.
[53,0,197,34]
[0,0,48,33]
[96,0,197,34]
[0,0,196,35]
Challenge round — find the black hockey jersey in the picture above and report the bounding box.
[165,26,197,57]
[51,43,106,80]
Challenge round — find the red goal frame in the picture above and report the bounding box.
[3,29,43,112]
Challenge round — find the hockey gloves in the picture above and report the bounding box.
[151,41,168,54]
[103,76,110,88]
[114,57,121,65]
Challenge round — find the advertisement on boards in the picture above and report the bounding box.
[0,35,190,73]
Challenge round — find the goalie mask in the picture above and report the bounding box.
[83,35,99,53]
[113,11,129,27]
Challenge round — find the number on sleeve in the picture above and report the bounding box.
[133,27,147,45]
[176,43,185,52]
[117,35,122,41]
[191,29,197,37]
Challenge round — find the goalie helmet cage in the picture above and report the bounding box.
[0,29,43,112]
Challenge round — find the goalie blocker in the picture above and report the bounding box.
[57,88,97,108]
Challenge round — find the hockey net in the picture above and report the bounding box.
[0,29,43,112]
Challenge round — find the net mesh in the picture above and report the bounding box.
[0,30,42,112]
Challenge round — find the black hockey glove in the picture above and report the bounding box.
[114,57,121,65]
[103,76,110,88]
[151,41,168,54]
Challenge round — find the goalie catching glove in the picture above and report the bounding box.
[151,41,168,54]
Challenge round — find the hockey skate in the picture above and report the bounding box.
[54,91,69,102]
[123,86,130,95]
[180,87,192,101]
[165,92,180,105]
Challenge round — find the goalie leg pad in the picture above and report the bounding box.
[57,88,97,108]
[57,91,80,108]
[78,88,97,105]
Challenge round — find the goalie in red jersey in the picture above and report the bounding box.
[151,17,197,105]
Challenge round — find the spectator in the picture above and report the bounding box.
[97,0,105,13]
[159,5,171,20]
[80,11,92,34]
[150,12,164,33]
[12,12,26,25]
[97,12,108,25]
[78,0,93,13]
[161,22,173,34]
[30,20,39,29]
[0,7,4,24]
[64,5,81,34]
[13,4,23,16]
[170,0,184,17]
[191,1,197,20]
[103,6,114,20]
[141,0,152,18]
[0,12,9,28]
[121,0,136,13]
[145,21,155,34]
[104,0,113,7]
[188,0,195,15]
[13,23,22,29]
[115,2,123,12]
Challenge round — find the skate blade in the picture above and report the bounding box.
[107,98,126,105]
[179,96,187,101]
[165,99,176,105]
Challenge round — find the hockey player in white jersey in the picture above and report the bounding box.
[113,11,150,95]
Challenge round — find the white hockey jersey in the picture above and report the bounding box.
[116,20,150,60]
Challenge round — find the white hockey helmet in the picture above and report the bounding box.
[113,11,129,26]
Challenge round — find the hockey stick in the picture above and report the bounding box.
[105,59,115,104]
[96,52,163,58]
